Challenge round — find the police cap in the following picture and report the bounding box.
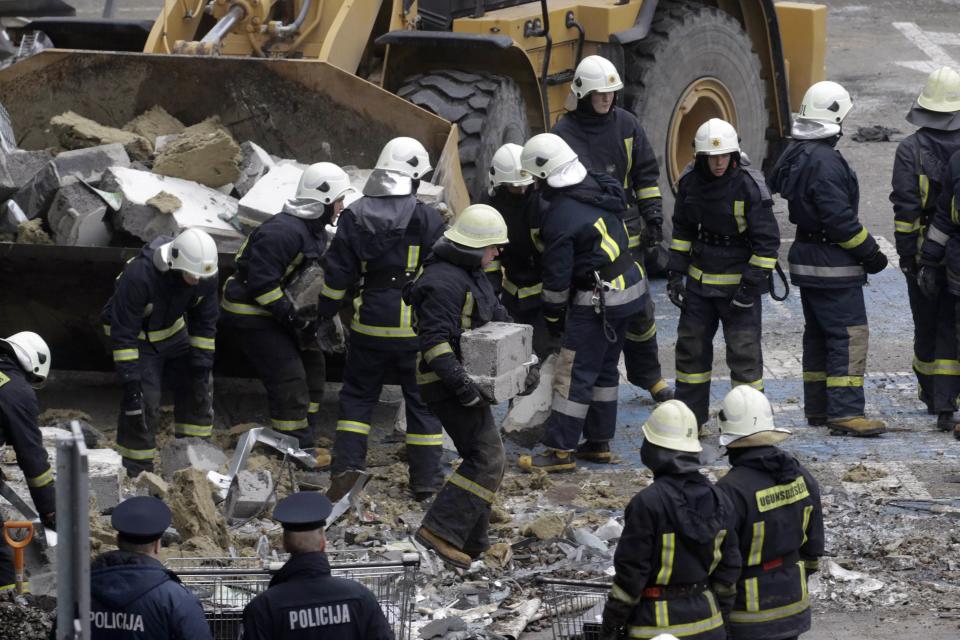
[111,496,172,544]
[273,492,333,531]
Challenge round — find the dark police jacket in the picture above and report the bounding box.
[718,446,824,639]
[480,187,543,311]
[920,150,960,290]
[669,160,780,299]
[405,237,510,403]
[101,237,219,382]
[0,356,54,515]
[318,195,445,352]
[89,551,211,640]
[241,552,393,640]
[222,211,328,329]
[539,172,646,330]
[892,128,960,264]
[768,139,879,289]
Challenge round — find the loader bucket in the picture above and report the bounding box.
[0,50,468,374]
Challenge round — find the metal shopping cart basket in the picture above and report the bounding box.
[539,577,612,640]
[167,549,420,640]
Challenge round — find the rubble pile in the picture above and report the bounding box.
[0,592,54,639]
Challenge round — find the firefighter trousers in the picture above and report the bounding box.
[331,345,443,493]
[799,287,868,421]
[238,324,325,449]
[675,290,763,427]
[623,249,664,390]
[421,397,504,555]
[905,274,960,413]
[541,306,628,452]
[117,338,214,476]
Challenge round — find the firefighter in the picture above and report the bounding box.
[89,496,211,639]
[667,118,780,429]
[768,81,889,436]
[918,148,960,439]
[600,400,740,640]
[242,492,393,639]
[480,143,552,357]
[892,67,960,431]
[716,386,825,640]
[405,204,522,569]
[222,163,353,449]
[321,138,446,502]
[0,332,55,593]
[102,228,219,476]
[552,55,673,402]
[516,133,647,473]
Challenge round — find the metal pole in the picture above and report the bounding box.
[56,421,90,640]
[101,0,117,18]
[200,4,246,45]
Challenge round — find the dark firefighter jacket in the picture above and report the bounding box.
[242,551,394,640]
[717,446,825,639]
[101,237,218,383]
[669,159,780,298]
[920,149,960,286]
[611,444,740,639]
[0,356,54,515]
[222,210,328,329]
[768,139,879,289]
[539,172,645,331]
[317,195,445,352]
[891,128,960,264]
[405,237,511,403]
[480,187,543,311]
[89,550,212,640]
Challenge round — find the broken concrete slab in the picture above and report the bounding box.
[461,322,533,378]
[135,471,169,499]
[235,141,275,197]
[0,200,26,234]
[522,513,566,540]
[237,163,303,228]
[227,469,275,520]
[168,467,230,547]
[152,127,241,189]
[0,149,52,200]
[284,263,324,311]
[122,105,185,145]
[88,448,123,511]
[503,353,556,434]
[160,437,228,480]
[47,182,113,246]
[51,111,152,162]
[471,367,529,405]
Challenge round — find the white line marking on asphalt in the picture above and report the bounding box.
[875,236,899,269]
[928,31,960,46]
[893,22,959,72]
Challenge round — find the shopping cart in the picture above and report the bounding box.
[539,577,612,640]
[167,549,420,640]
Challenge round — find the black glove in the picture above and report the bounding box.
[294,320,320,351]
[282,308,311,333]
[518,364,541,397]
[121,380,146,432]
[545,312,566,338]
[40,512,56,532]
[644,221,663,248]
[316,316,346,354]
[730,284,755,309]
[456,378,496,407]
[600,597,632,640]
[899,254,918,278]
[917,265,941,299]
[862,248,888,274]
[667,271,686,309]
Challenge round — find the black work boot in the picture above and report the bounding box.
[575,440,612,463]
[937,412,954,432]
[806,415,828,427]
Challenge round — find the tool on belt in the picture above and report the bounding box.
[3,521,33,594]
[770,261,790,301]
[591,271,618,344]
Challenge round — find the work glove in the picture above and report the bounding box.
[861,248,888,274]
[899,254,918,278]
[730,284,755,309]
[667,271,686,309]
[121,380,146,432]
[281,307,312,333]
[456,378,496,408]
[316,315,346,354]
[599,597,632,640]
[545,311,566,339]
[518,363,541,397]
[917,265,941,299]
[295,320,320,351]
[644,221,663,248]
[40,512,56,532]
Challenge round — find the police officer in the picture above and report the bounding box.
[241,492,393,639]
[517,133,647,473]
[552,55,673,403]
[893,67,960,431]
[601,401,740,640]
[222,163,354,449]
[0,332,55,593]
[668,118,780,428]
[321,138,446,502]
[769,81,888,436]
[89,496,211,639]
[102,227,220,476]
[716,386,824,640]
[406,204,519,569]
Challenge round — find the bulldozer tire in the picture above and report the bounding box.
[398,70,529,201]
[626,1,769,273]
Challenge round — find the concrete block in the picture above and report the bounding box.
[160,437,228,480]
[503,353,556,433]
[471,365,529,405]
[237,163,303,228]
[88,448,123,511]
[47,182,113,246]
[0,200,26,234]
[235,141,275,197]
[0,149,53,200]
[228,469,275,519]
[284,263,324,311]
[51,111,152,161]
[461,322,533,378]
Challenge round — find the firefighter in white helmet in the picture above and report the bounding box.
[102,228,220,476]
[601,400,739,640]
[553,54,673,404]
[769,81,889,436]
[667,118,780,430]
[716,386,824,639]
[892,67,960,434]
[222,162,355,451]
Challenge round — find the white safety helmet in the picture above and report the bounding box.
[571,55,624,99]
[641,399,702,453]
[651,636,680,640]
[444,204,509,248]
[156,228,219,279]
[916,66,960,113]
[489,143,534,189]
[793,81,853,140]
[374,136,432,180]
[694,118,740,156]
[0,331,51,386]
[718,386,792,448]
[520,133,587,188]
[296,162,356,206]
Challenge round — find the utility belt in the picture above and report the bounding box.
[697,230,749,247]
[574,252,635,290]
[361,267,415,290]
[641,582,708,600]
[739,551,801,579]
[796,230,829,244]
